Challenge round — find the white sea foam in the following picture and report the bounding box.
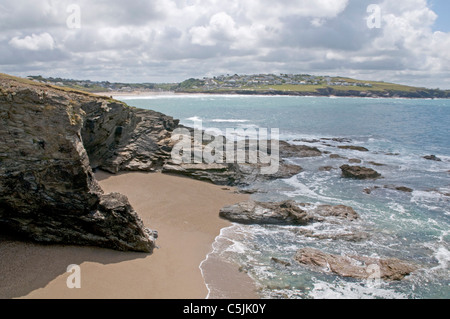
[185,116,203,122]
[310,279,409,299]
[388,203,410,216]
[433,246,450,271]
[411,190,449,213]
[211,119,250,123]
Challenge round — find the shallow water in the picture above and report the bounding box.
[119,95,450,299]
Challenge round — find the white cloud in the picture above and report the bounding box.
[1,0,449,88]
[9,33,55,51]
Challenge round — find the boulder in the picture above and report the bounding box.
[423,155,442,162]
[364,185,413,194]
[338,145,369,152]
[219,200,310,225]
[279,141,322,158]
[220,201,360,225]
[294,229,369,242]
[163,157,303,186]
[385,185,413,193]
[368,161,386,167]
[330,154,347,159]
[321,138,353,143]
[312,205,359,221]
[340,165,382,179]
[81,102,179,173]
[0,75,158,252]
[294,248,417,281]
[271,257,292,267]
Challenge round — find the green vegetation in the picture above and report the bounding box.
[26,75,177,94]
[173,74,450,98]
[14,73,450,99]
[178,78,206,90]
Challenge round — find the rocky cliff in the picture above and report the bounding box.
[0,74,322,252]
[0,74,178,252]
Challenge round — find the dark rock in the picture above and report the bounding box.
[348,159,362,164]
[365,185,413,194]
[311,205,359,221]
[293,139,320,144]
[220,200,360,226]
[279,141,322,158]
[294,248,417,281]
[269,161,304,180]
[162,160,303,186]
[321,137,353,143]
[368,161,386,167]
[294,229,369,242]
[384,185,413,193]
[319,166,334,172]
[235,189,259,195]
[423,155,442,162]
[363,186,381,194]
[219,200,311,225]
[82,102,179,173]
[340,165,382,180]
[271,257,292,267]
[0,75,157,252]
[330,154,347,159]
[338,146,369,152]
[163,163,233,185]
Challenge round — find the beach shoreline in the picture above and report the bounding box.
[0,172,259,299]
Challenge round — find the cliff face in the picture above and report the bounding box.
[81,102,178,173]
[0,75,177,252]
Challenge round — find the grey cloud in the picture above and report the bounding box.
[0,0,448,88]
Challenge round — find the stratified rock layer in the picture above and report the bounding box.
[340,165,382,180]
[294,248,417,281]
[219,200,360,225]
[0,75,178,252]
[219,200,310,225]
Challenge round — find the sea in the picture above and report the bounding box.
[117,94,449,299]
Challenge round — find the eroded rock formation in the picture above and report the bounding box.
[0,75,177,252]
[294,248,417,281]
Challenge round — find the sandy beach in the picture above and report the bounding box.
[93,91,177,98]
[0,172,258,299]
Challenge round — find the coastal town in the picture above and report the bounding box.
[189,74,374,90]
[28,73,374,93]
[26,74,450,98]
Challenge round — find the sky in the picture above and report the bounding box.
[1,0,449,89]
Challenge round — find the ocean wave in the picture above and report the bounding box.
[309,279,409,299]
[211,119,250,123]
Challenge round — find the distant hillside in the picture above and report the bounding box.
[26,75,176,94]
[175,74,450,99]
[26,74,450,98]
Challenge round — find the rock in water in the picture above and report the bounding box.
[279,141,322,158]
[312,205,359,221]
[294,248,417,281]
[219,200,310,225]
[338,145,369,152]
[423,155,442,162]
[0,74,159,252]
[340,165,382,180]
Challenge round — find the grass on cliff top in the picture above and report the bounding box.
[0,73,126,105]
[179,76,425,94]
[181,81,421,94]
